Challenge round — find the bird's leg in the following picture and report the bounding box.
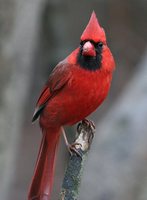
[61,127,82,157]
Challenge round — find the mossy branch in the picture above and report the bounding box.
[59,119,95,200]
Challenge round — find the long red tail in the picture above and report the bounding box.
[28,128,60,200]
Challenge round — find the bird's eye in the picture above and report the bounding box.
[97,42,103,48]
[80,41,84,46]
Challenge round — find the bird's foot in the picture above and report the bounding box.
[82,118,95,129]
[61,127,83,158]
[67,142,82,157]
[77,119,95,144]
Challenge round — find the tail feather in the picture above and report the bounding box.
[28,128,60,200]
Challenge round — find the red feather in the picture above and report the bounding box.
[32,62,71,122]
[81,11,106,43]
[29,11,115,200]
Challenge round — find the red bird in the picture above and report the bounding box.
[28,11,115,200]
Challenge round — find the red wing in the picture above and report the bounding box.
[32,62,71,122]
[36,85,51,107]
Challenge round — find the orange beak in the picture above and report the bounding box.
[82,41,96,57]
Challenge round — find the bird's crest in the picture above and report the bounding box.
[81,11,106,43]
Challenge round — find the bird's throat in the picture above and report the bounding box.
[77,53,102,71]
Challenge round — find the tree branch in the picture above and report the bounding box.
[59,119,95,200]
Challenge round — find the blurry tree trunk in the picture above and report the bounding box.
[80,49,147,200]
[2,2,70,200]
[0,0,45,199]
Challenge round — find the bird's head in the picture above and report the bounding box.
[80,11,106,57]
[78,11,115,71]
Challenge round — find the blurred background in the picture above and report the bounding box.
[0,0,147,199]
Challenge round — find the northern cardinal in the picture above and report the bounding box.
[28,11,115,200]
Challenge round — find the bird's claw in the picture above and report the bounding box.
[82,118,95,130]
[67,142,83,158]
[77,119,95,146]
